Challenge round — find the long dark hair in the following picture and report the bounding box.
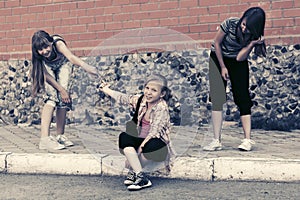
[237,7,266,57]
[31,30,53,96]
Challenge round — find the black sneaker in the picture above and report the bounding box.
[127,172,152,190]
[124,171,136,185]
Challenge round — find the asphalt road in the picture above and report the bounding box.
[0,174,299,200]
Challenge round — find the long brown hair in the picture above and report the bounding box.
[31,30,53,96]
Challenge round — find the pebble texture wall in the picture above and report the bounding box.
[0,45,299,131]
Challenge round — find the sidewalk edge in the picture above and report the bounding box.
[1,153,299,182]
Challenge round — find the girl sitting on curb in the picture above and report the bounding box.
[99,74,174,191]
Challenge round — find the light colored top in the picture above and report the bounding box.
[139,117,150,139]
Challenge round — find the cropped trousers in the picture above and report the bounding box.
[209,51,253,116]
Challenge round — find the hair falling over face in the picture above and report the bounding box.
[237,7,267,57]
[31,30,53,96]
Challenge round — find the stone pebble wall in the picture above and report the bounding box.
[0,45,299,131]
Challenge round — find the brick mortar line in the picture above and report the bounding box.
[2,35,300,57]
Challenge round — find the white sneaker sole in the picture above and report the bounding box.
[39,144,66,150]
[203,146,222,151]
[124,180,135,185]
[127,180,152,190]
[63,143,74,147]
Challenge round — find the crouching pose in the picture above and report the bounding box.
[100,74,173,191]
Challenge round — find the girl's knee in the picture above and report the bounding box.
[45,100,56,108]
[212,103,224,111]
[123,146,135,153]
[238,102,253,115]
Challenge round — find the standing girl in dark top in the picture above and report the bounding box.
[203,7,266,151]
[31,30,98,150]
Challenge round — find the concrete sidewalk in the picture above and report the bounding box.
[0,123,299,182]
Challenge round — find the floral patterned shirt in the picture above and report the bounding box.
[110,90,175,172]
[113,91,171,145]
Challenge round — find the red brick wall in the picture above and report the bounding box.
[0,0,299,60]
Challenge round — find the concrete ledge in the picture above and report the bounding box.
[213,157,300,182]
[102,156,214,181]
[102,155,126,176]
[2,153,300,182]
[6,153,103,175]
[170,157,213,181]
[102,155,168,176]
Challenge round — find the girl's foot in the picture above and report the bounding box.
[39,136,65,150]
[56,134,74,147]
[124,171,136,185]
[238,139,255,151]
[127,172,152,190]
[203,139,222,151]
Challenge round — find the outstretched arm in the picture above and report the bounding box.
[99,81,139,107]
[100,83,121,101]
[55,40,98,77]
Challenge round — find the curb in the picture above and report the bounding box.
[1,153,299,182]
[1,152,102,175]
[213,157,300,182]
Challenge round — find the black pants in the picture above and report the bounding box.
[119,132,168,162]
[209,51,253,115]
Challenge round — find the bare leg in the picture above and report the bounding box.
[40,104,55,138]
[241,114,251,139]
[56,108,67,135]
[123,147,142,173]
[211,110,223,141]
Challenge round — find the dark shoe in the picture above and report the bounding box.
[127,172,152,191]
[124,171,136,185]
